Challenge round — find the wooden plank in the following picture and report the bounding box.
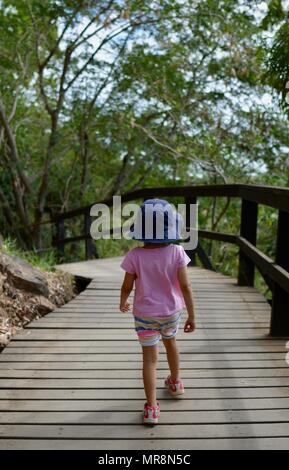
[79,293,266,300]
[62,301,269,307]
[62,294,268,301]
[15,323,272,329]
[56,309,268,315]
[0,360,286,370]
[1,353,287,363]
[26,321,270,328]
[1,352,287,362]
[0,340,286,350]
[63,307,269,313]
[53,308,269,314]
[0,341,286,354]
[50,316,268,324]
[46,317,270,323]
[1,368,289,379]
[1,377,289,389]
[43,303,269,310]
[1,387,289,400]
[79,295,267,302]
[1,438,288,450]
[1,423,289,439]
[10,330,272,340]
[2,409,289,425]
[2,397,289,412]
[27,322,270,329]
[8,339,284,347]
[11,327,273,335]
[72,288,266,294]
[38,318,269,324]
[85,286,263,292]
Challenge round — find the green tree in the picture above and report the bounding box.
[1,0,289,262]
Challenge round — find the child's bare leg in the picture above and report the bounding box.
[163,337,180,380]
[142,345,158,406]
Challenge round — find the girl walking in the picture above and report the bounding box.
[119,199,196,425]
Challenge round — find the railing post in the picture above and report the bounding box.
[54,218,65,260]
[84,209,98,260]
[270,210,289,336]
[237,199,258,286]
[185,196,197,266]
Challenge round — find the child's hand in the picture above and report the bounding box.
[184,317,196,333]
[119,302,131,313]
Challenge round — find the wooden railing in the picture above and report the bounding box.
[52,184,289,336]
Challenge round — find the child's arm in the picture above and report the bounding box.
[177,266,196,333]
[119,272,135,312]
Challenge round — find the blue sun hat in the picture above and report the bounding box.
[129,198,183,243]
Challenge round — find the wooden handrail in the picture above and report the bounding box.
[52,184,289,221]
[51,183,289,336]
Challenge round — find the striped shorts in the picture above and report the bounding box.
[134,311,181,347]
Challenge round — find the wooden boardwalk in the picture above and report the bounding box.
[0,257,289,450]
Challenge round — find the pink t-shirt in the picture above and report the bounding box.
[120,244,191,317]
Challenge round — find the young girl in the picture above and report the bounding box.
[119,199,196,425]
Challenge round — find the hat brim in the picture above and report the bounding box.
[128,221,183,243]
[130,237,181,243]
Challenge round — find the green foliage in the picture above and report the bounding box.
[96,238,141,259]
[262,0,289,112]
[2,237,57,271]
[261,0,286,28]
